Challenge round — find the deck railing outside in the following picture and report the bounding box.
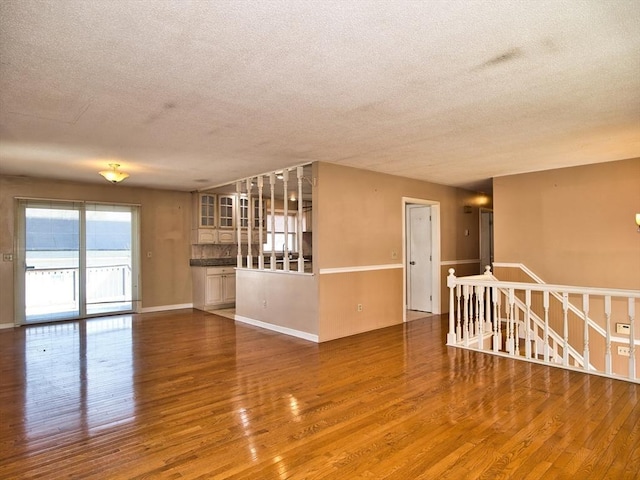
[26,265,132,318]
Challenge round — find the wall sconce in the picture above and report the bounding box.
[636,213,640,233]
[99,163,129,184]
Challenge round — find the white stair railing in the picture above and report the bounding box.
[447,267,640,383]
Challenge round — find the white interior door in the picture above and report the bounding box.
[407,205,432,312]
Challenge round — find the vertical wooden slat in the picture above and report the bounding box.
[562,292,569,366]
[477,286,485,351]
[282,169,289,272]
[543,291,550,362]
[269,173,276,270]
[456,284,462,343]
[507,288,515,355]
[525,289,531,359]
[257,176,264,270]
[297,166,304,273]
[493,286,500,352]
[583,293,590,371]
[463,285,470,347]
[246,178,253,269]
[605,295,612,375]
[236,181,242,268]
[629,297,636,380]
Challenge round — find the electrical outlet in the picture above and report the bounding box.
[618,346,630,357]
[262,300,267,308]
[357,304,363,312]
[616,323,631,335]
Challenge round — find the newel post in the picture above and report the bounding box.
[447,269,457,345]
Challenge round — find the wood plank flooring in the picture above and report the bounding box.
[0,310,639,479]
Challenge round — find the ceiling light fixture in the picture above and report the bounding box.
[99,163,129,184]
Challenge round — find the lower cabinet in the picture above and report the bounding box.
[193,267,236,310]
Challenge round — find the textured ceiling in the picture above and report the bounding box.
[1,0,639,193]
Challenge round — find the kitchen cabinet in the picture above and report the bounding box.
[192,266,236,310]
[192,193,235,244]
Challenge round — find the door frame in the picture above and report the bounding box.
[402,197,441,322]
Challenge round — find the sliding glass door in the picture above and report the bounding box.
[16,200,140,325]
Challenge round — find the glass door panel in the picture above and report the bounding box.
[86,205,133,316]
[24,204,80,322]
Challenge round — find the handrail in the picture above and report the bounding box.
[453,276,640,299]
[447,267,639,383]
[490,263,640,344]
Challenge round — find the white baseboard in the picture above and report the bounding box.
[139,303,194,314]
[0,323,15,329]
[234,314,319,343]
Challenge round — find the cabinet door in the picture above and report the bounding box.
[222,274,236,303]
[218,229,235,244]
[218,195,235,229]
[205,275,224,305]
[200,194,216,227]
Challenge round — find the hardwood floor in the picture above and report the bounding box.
[0,310,638,479]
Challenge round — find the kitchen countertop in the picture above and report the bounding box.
[190,258,237,267]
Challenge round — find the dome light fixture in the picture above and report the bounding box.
[99,163,129,184]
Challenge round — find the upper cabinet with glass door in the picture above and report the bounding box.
[217,195,235,244]
[192,194,218,244]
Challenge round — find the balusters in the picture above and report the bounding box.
[236,181,242,268]
[514,304,520,356]
[484,281,492,333]
[474,286,481,338]
[463,284,470,347]
[477,285,485,350]
[629,298,636,380]
[507,288,515,355]
[456,284,462,343]
[492,286,500,352]
[543,291,550,362]
[582,294,590,371]
[257,176,264,270]
[282,169,289,271]
[246,178,253,269]
[269,173,276,270]
[297,166,304,272]
[562,292,569,366]
[525,289,532,359]
[445,272,640,382]
[605,295,612,375]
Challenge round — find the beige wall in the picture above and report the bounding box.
[315,162,483,341]
[0,175,193,326]
[235,269,318,337]
[493,159,640,377]
[493,158,640,290]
